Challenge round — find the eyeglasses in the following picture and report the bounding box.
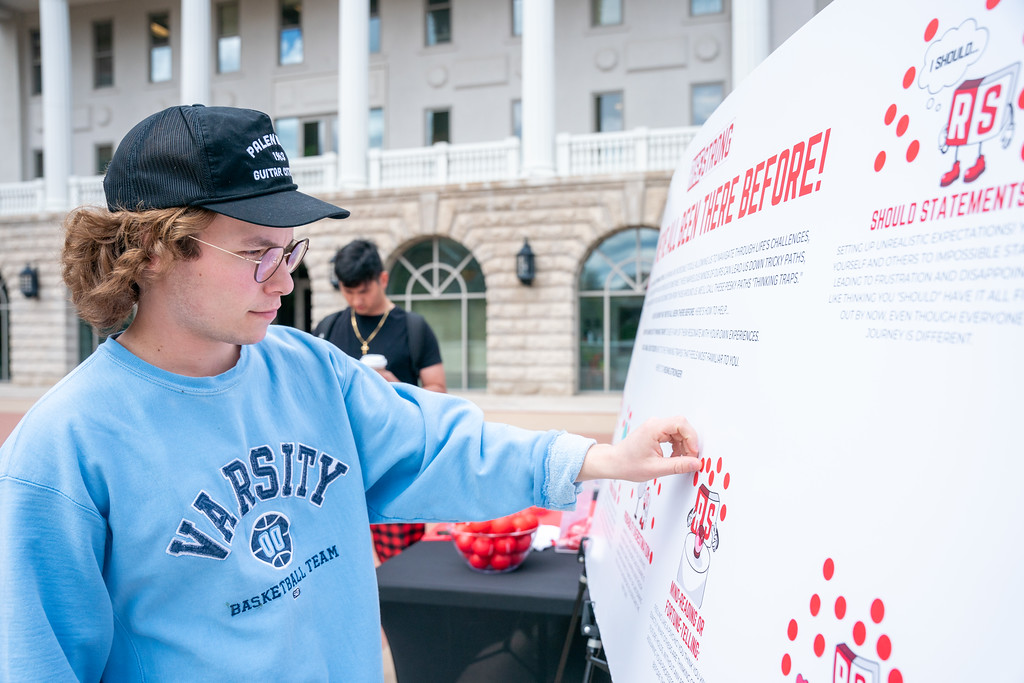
[189,235,309,283]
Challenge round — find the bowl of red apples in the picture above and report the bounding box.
[450,509,540,573]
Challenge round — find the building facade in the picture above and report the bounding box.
[0,0,829,397]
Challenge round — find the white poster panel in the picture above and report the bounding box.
[585,0,1024,681]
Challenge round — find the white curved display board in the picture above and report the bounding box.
[585,0,1024,680]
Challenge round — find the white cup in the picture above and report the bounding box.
[360,353,388,370]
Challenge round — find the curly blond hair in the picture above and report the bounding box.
[61,206,217,331]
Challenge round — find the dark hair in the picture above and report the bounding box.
[333,239,384,288]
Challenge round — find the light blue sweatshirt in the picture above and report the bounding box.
[0,326,591,681]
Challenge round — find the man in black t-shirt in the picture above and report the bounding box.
[314,240,446,561]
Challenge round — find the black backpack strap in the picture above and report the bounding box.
[315,309,346,340]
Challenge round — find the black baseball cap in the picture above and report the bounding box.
[103,104,350,228]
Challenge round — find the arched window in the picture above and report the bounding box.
[0,280,9,381]
[388,237,486,390]
[578,227,659,392]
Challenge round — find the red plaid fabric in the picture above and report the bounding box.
[371,523,425,562]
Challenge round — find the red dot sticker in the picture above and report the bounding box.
[813,634,825,657]
[853,621,866,646]
[708,470,716,486]
[723,473,730,489]
[874,151,886,172]
[1018,88,1024,110]
[716,457,722,473]
[877,634,892,660]
[823,558,835,580]
[871,598,885,623]
[902,67,915,89]
[835,596,847,619]
[693,471,699,486]
[810,594,821,616]
[719,504,727,522]
[788,619,799,640]
[885,104,897,125]
[907,140,920,162]
[889,669,903,683]
[986,0,1000,9]
[924,18,939,41]
[896,115,909,136]
[782,653,792,675]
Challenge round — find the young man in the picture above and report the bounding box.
[316,240,445,562]
[0,104,700,681]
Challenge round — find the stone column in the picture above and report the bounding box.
[521,0,555,177]
[731,0,770,88]
[181,0,212,105]
[338,0,369,188]
[0,8,22,183]
[40,0,71,211]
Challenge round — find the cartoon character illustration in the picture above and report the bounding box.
[834,643,880,683]
[677,484,721,608]
[938,63,1018,186]
[633,479,653,530]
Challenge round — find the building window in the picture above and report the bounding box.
[595,91,624,132]
[276,116,335,158]
[93,21,114,88]
[369,107,384,149]
[32,150,43,179]
[280,0,303,65]
[96,144,114,175]
[592,0,623,26]
[511,0,522,37]
[149,12,172,83]
[426,0,450,46]
[692,82,725,125]
[691,0,724,16]
[426,109,450,145]
[511,100,521,138]
[0,280,10,381]
[388,237,487,390]
[217,2,241,73]
[370,0,381,53]
[579,228,659,392]
[29,29,42,95]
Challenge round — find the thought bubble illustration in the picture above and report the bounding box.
[918,19,989,95]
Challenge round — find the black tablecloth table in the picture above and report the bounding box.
[376,539,604,683]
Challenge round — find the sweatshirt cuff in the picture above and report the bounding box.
[543,432,596,510]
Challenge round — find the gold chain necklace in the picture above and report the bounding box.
[351,307,391,356]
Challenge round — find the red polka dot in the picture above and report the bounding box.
[788,619,799,640]
[719,504,727,521]
[693,471,699,486]
[834,596,847,619]
[907,140,920,162]
[986,0,999,8]
[924,19,939,41]
[1020,143,1024,162]
[810,594,821,616]
[871,598,885,623]
[1018,88,1024,109]
[853,621,866,646]
[888,669,903,683]
[903,67,915,89]
[896,115,909,136]
[708,470,716,486]
[650,517,655,529]
[874,151,886,172]
[813,634,825,657]
[823,558,835,580]
[723,473,730,489]
[884,104,897,125]
[716,457,722,473]
[705,458,711,473]
[657,482,661,495]
[782,653,792,675]
[877,634,892,660]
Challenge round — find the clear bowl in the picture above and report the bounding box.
[450,522,538,574]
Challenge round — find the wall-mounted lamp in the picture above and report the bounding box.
[516,239,535,286]
[19,264,39,299]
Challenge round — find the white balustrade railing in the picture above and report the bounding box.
[0,127,699,215]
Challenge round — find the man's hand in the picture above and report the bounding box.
[576,416,700,483]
